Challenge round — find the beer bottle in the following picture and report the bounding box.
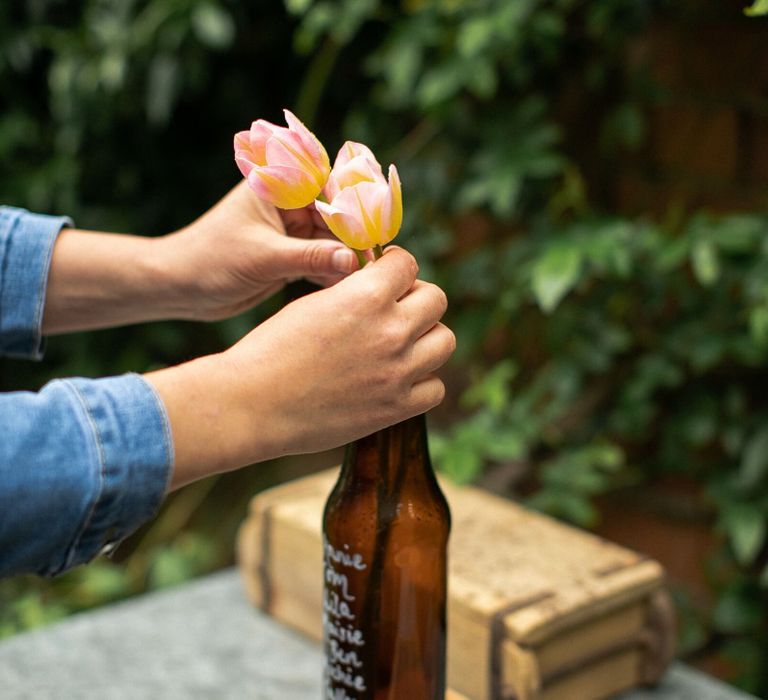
[322,413,450,700]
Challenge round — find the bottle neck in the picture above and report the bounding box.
[341,413,433,491]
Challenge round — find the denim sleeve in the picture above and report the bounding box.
[0,205,72,360]
[0,373,173,578]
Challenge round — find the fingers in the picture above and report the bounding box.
[354,246,418,301]
[280,203,332,240]
[272,236,358,277]
[409,322,456,379]
[408,374,447,413]
[398,279,448,341]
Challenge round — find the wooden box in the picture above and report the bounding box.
[237,469,675,700]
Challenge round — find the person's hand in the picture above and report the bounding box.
[146,247,455,488]
[42,181,357,334]
[159,180,358,320]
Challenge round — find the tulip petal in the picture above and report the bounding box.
[268,130,329,188]
[384,164,403,244]
[284,109,331,175]
[349,181,390,245]
[336,154,385,187]
[247,165,322,209]
[234,131,251,151]
[324,155,384,201]
[265,136,306,170]
[315,199,371,250]
[334,141,379,170]
[249,119,283,164]
[234,153,254,179]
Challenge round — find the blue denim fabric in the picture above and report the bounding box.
[0,206,73,359]
[0,207,174,577]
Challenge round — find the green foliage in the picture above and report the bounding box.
[745,0,768,16]
[3,0,768,694]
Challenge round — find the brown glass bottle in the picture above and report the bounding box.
[322,413,450,700]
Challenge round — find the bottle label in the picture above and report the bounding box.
[323,536,368,699]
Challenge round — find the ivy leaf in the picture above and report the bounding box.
[691,240,719,286]
[721,504,767,566]
[439,445,483,484]
[191,3,235,49]
[748,307,768,347]
[462,360,517,413]
[713,586,762,633]
[739,427,768,489]
[484,431,526,461]
[457,16,496,57]
[531,244,583,313]
[285,0,314,13]
[146,54,179,125]
[75,562,129,602]
[745,0,768,16]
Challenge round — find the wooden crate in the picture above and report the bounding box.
[237,469,675,700]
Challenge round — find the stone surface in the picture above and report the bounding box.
[0,569,757,700]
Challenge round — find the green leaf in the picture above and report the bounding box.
[457,17,495,57]
[721,504,767,566]
[462,360,517,413]
[285,0,314,14]
[528,490,597,527]
[531,244,583,313]
[740,427,768,489]
[380,41,421,104]
[713,587,762,633]
[192,3,235,49]
[146,54,179,125]
[484,431,525,461]
[76,562,130,602]
[417,63,464,106]
[691,240,719,286]
[439,445,483,484]
[749,307,768,347]
[745,0,768,16]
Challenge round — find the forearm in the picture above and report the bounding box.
[144,354,274,491]
[42,229,187,334]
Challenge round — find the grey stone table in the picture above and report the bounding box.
[0,569,757,700]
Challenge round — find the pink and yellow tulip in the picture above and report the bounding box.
[234,109,330,209]
[315,141,403,252]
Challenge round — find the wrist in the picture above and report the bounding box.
[43,229,191,334]
[151,230,207,321]
[145,351,276,489]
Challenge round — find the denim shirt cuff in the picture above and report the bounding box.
[54,373,174,573]
[0,206,72,360]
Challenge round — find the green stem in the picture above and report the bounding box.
[353,249,368,269]
[294,37,341,127]
[373,244,384,260]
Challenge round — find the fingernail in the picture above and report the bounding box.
[332,248,356,272]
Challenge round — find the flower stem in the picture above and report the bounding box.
[373,244,384,260]
[295,36,341,128]
[353,249,368,269]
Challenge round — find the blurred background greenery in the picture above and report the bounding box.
[2,0,768,694]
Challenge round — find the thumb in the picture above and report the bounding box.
[271,236,358,278]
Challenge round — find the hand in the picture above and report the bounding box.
[147,248,456,488]
[159,181,358,320]
[42,180,357,334]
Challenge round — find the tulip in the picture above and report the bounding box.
[234,109,331,209]
[315,141,403,252]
